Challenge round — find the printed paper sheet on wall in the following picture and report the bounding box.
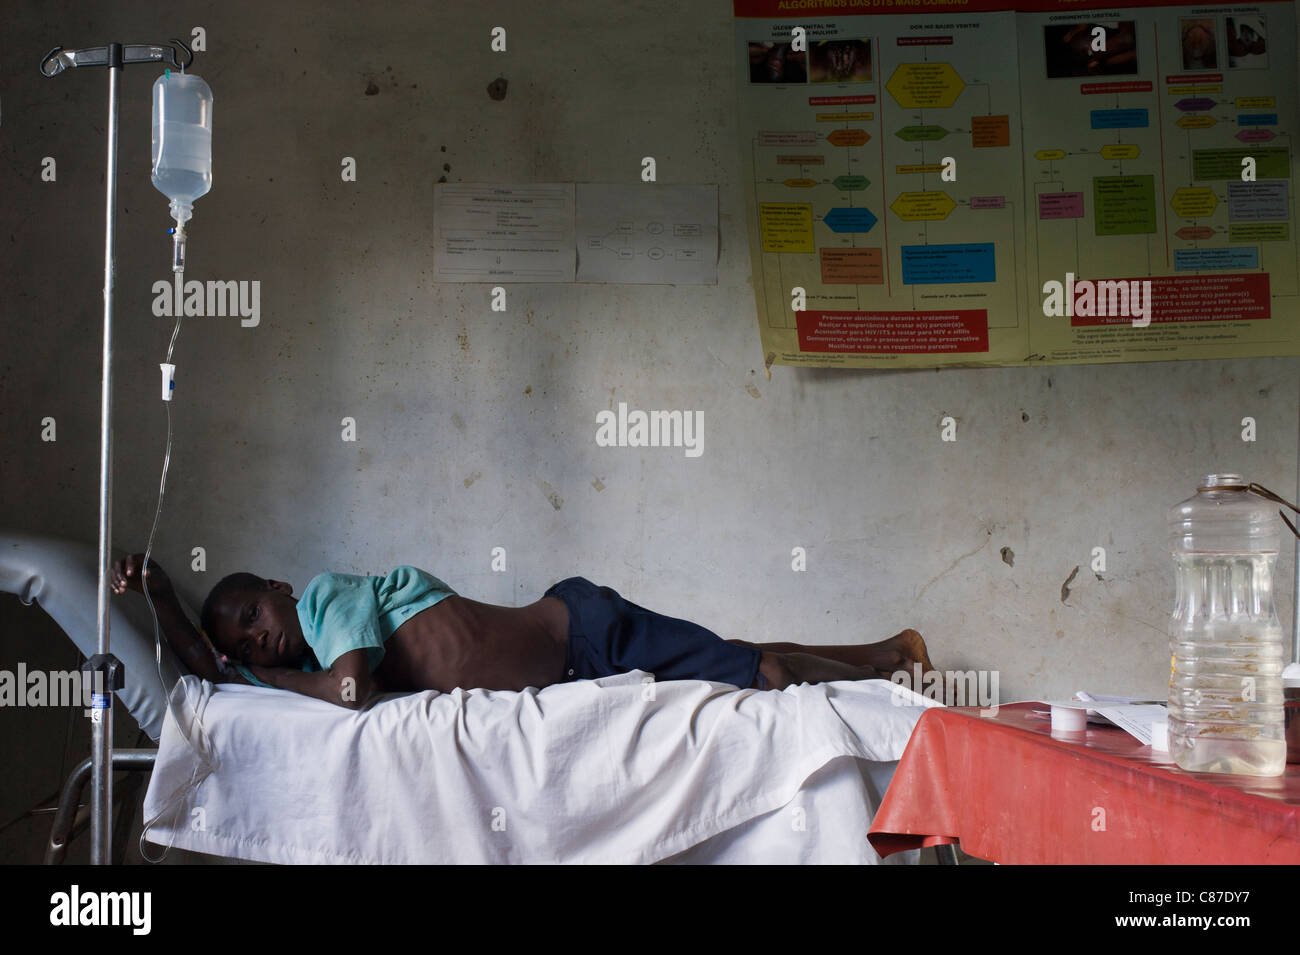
[734,0,1300,368]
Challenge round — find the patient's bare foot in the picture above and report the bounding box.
[880,630,951,703]
[877,628,936,673]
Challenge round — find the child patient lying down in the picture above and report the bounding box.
[111,553,938,709]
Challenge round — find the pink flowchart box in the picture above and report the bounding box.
[1039,192,1084,219]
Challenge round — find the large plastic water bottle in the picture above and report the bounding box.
[151,71,213,227]
[1167,473,1286,775]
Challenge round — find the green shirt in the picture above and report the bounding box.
[234,565,456,686]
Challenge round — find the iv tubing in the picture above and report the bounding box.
[136,264,217,863]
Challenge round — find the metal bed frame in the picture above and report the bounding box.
[44,748,156,865]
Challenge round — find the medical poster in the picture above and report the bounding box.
[575,184,720,285]
[433,183,720,285]
[734,0,1300,369]
[434,183,577,283]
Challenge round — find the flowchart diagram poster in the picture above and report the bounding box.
[735,0,1300,369]
[1020,1,1298,364]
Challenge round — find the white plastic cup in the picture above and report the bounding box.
[1050,704,1087,733]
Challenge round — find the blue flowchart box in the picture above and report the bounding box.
[1173,247,1260,271]
[901,243,996,284]
[823,207,878,233]
[1091,109,1149,129]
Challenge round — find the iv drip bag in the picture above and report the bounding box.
[151,71,213,226]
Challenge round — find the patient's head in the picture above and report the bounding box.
[201,572,308,668]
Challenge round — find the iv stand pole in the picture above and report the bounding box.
[92,44,121,869]
[41,39,193,865]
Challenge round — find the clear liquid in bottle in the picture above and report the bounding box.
[1167,475,1286,775]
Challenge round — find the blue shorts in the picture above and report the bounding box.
[543,576,762,688]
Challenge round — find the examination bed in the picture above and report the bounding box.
[2,530,937,864]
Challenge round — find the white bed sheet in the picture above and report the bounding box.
[143,671,938,864]
[663,756,913,864]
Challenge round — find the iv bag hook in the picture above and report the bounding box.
[40,38,193,77]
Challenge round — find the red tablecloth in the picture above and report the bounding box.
[868,702,1300,863]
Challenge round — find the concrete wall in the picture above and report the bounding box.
[1,1,1297,861]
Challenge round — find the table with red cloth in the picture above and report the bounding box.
[867,702,1300,864]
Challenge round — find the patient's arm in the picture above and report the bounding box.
[246,648,378,709]
[111,553,229,683]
